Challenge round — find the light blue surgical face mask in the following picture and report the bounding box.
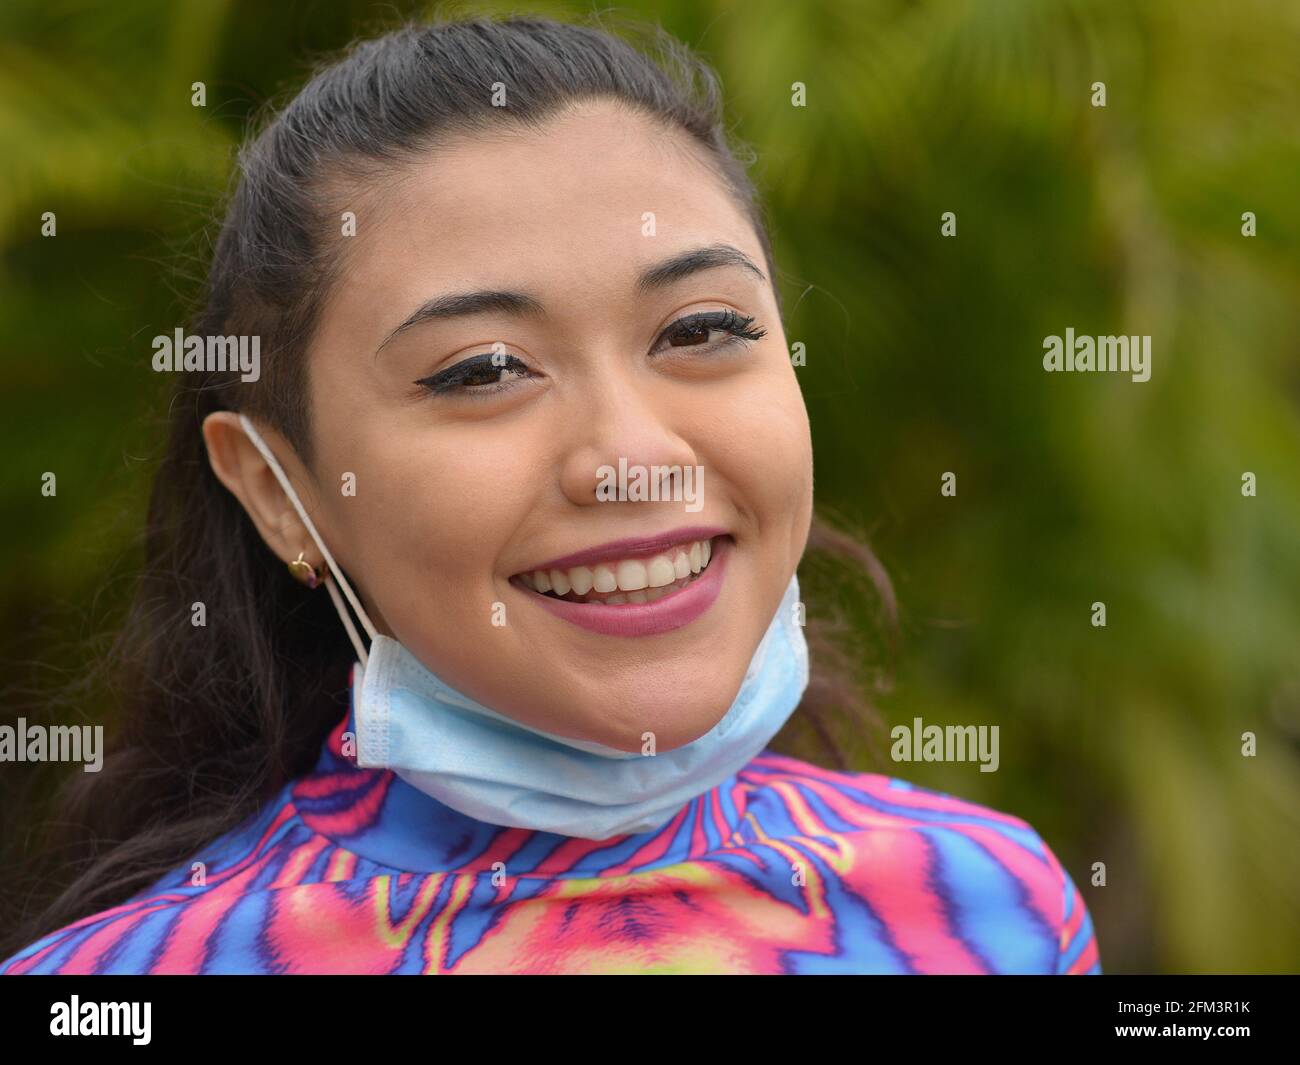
[239,414,810,840]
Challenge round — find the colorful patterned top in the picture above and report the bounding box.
[2,692,1102,975]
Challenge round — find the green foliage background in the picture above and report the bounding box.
[1,0,1297,973]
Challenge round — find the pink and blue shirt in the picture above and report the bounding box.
[2,702,1101,975]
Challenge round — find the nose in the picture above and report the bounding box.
[558,375,701,508]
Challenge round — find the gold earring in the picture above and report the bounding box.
[288,551,323,589]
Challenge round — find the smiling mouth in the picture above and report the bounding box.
[511,535,723,606]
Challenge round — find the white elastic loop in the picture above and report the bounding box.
[325,574,369,669]
[236,413,379,660]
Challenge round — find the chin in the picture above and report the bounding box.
[580,666,752,753]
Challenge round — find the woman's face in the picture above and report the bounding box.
[240,101,811,752]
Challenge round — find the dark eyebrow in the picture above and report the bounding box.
[635,243,766,293]
[377,243,766,353]
[377,290,544,352]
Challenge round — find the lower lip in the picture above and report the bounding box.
[517,537,730,637]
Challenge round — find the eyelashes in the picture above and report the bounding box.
[414,353,531,396]
[651,308,766,353]
[412,309,766,399]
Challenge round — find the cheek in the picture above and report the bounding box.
[706,363,813,524]
[321,429,542,617]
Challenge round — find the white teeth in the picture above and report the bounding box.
[568,566,594,595]
[647,555,676,588]
[615,559,647,592]
[592,564,618,593]
[520,537,719,604]
[672,550,691,581]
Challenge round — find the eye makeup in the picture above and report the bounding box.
[412,307,766,398]
[649,308,766,353]
[413,352,534,396]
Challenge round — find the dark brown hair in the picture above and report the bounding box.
[0,12,895,958]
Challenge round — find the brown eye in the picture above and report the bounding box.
[458,362,513,386]
[414,353,534,396]
[667,319,713,347]
[652,309,767,356]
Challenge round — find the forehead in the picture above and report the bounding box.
[332,101,759,307]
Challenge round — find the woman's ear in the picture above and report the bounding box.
[201,411,323,571]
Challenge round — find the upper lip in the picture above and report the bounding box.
[512,525,729,575]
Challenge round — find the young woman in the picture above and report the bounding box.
[1,14,1099,975]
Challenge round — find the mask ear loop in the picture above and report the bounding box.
[236,413,378,668]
